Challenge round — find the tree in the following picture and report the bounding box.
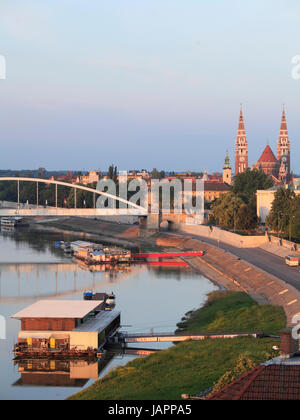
[266,188,300,240]
[211,192,244,230]
[236,203,259,231]
[108,164,118,183]
[232,168,273,203]
[151,168,162,179]
[211,192,259,231]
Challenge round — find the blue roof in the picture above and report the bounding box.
[92,251,105,255]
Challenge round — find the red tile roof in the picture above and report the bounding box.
[204,182,230,192]
[257,145,277,163]
[207,364,300,400]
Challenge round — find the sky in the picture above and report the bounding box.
[0,0,299,173]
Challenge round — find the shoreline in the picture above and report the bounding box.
[69,291,284,400]
[32,217,300,325]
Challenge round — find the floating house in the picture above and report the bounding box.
[70,241,104,259]
[90,248,132,264]
[12,300,120,357]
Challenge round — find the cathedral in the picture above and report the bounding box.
[234,107,291,185]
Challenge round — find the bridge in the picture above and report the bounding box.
[110,330,264,344]
[0,177,148,216]
[0,177,197,230]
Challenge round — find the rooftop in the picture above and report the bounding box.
[11,300,104,319]
[73,310,120,333]
[257,145,277,163]
[204,182,230,191]
[207,362,300,400]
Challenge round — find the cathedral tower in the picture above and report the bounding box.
[223,150,232,185]
[235,107,249,175]
[277,107,291,182]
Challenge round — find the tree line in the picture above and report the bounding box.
[210,168,300,240]
[209,169,273,232]
[0,180,97,208]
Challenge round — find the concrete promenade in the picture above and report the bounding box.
[174,237,300,326]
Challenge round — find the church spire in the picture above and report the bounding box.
[277,106,291,181]
[223,150,231,169]
[238,106,246,132]
[235,106,248,175]
[223,150,232,185]
[280,106,288,133]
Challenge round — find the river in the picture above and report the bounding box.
[0,227,217,400]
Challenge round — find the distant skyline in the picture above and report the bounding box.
[0,0,299,172]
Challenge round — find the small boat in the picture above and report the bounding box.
[55,241,64,248]
[106,292,116,306]
[1,217,28,228]
[83,290,116,307]
[55,241,72,251]
[83,290,94,300]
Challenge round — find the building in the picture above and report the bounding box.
[206,329,300,400]
[253,109,291,184]
[235,108,249,175]
[256,178,300,223]
[234,107,292,185]
[254,144,280,178]
[12,300,120,353]
[50,171,77,184]
[204,181,230,203]
[77,171,101,185]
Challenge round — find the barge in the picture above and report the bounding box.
[12,300,121,359]
[55,240,205,265]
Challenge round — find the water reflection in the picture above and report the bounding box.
[13,357,110,387]
[0,262,136,303]
[13,347,159,388]
[0,229,217,400]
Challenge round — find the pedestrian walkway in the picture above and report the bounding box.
[260,242,300,259]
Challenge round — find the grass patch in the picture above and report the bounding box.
[176,291,286,336]
[69,291,286,400]
[69,337,279,400]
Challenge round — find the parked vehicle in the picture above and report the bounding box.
[285,255,299,267]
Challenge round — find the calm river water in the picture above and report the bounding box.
[0,228,217,400]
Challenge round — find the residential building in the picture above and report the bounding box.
[257,178,300,223]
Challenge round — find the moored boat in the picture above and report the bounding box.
[106,292,116,306]
[1,217,29,228]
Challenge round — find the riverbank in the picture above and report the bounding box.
[175,237,300,325]
[69,291,285,400]
[31,216,158,250]
[33,217,300,324]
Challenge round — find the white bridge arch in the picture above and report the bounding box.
[0,177,148,217]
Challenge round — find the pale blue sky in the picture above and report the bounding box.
[0,0,299,172]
